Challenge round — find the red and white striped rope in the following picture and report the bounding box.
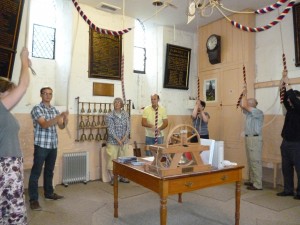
[197,77,200,99]
[72,0,132,36]
[236,65,247,109]
[231,0,295,32]
[280,53,287,103]
[154,107,158,144]
[255,0,289,14]
[121,55,126,103]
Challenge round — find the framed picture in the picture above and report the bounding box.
[163,44,191,90]
[293,2,300,67]
[203,79,217,102]
[89,29,122,80]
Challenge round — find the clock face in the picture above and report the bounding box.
[207,35,218,51]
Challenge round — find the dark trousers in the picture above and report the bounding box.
[191,134,209,143]
[28,145,57,201]
[280,139,300,195]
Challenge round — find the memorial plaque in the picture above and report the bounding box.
[163,44,191,90]
[293,3,300,67]
[89,29,122,80]
[0,0,24,79]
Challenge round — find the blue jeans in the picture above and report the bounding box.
[145,136,164,156]
[28,145,57,201]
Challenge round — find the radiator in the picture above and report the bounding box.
[62,151,89,187]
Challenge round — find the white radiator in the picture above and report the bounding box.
[62,151,89,187]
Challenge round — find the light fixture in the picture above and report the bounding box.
[96,2,121,12]
[153,0,163,6]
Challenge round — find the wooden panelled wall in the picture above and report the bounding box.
[198,13,287,184]
[198,13,256,178]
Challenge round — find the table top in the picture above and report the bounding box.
[113,157,244,181]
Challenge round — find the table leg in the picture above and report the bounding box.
[160,197,167,225]
[235,181,241,225]
[159,181,168,225]
[178,193,182,203]
[114,175,119,218]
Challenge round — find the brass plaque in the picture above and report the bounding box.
[93,82,114,96]
[182,167,194,173]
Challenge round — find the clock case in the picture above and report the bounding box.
[206,34,221,65]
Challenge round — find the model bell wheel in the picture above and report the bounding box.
[165,124,201,166]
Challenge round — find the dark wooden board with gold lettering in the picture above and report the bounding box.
[293,3,300,67]
[163,44,191,90]
[0,0,24,79]
[89,29,122,80]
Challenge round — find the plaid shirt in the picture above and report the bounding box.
[106,110,130,145]
[31,102,60,149]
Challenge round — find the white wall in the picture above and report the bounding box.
[255,9,300,115]
[13,1,299,118]
[10,1,199,117]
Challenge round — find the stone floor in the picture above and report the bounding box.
[25,181,300,225]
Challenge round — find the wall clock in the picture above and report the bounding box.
[206,34,221,64]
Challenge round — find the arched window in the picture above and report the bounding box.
[31,0,56,59]
[133,19,146,74]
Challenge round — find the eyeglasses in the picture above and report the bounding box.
[42,92,52,96]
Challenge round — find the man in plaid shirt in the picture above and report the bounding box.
[28,87,68,211]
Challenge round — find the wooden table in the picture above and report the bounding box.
[113,160,243,225]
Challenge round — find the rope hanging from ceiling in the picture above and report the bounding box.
[236,65,247,109]
[216,0,296,32]
[72,0,132,35]
[255,0,289,14]
[121,55,126,103]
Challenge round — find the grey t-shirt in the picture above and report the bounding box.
[192,112,210,136]
[0,101,22,157]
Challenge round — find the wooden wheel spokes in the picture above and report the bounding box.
[166,124,200,148]
[148,124,211,177]
[166,124,201,166]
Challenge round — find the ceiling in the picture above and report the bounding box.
[77,0,284,33]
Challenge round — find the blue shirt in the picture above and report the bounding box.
[106,110,130,145]
[31,102,60,149]
[244,107,264,136]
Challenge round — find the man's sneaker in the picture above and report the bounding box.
[30,200,42,211]
[45,193,64,200]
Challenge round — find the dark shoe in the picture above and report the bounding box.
[244,181,253,186]
[247,186,262,190]
[276,191,294,197]
[30,200,42,211]
[294,195,300,200]
[119,177,130,183]
[45,193,64,200]
[110,179,114,186]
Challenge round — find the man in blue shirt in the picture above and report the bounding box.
[240,88,264,190]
